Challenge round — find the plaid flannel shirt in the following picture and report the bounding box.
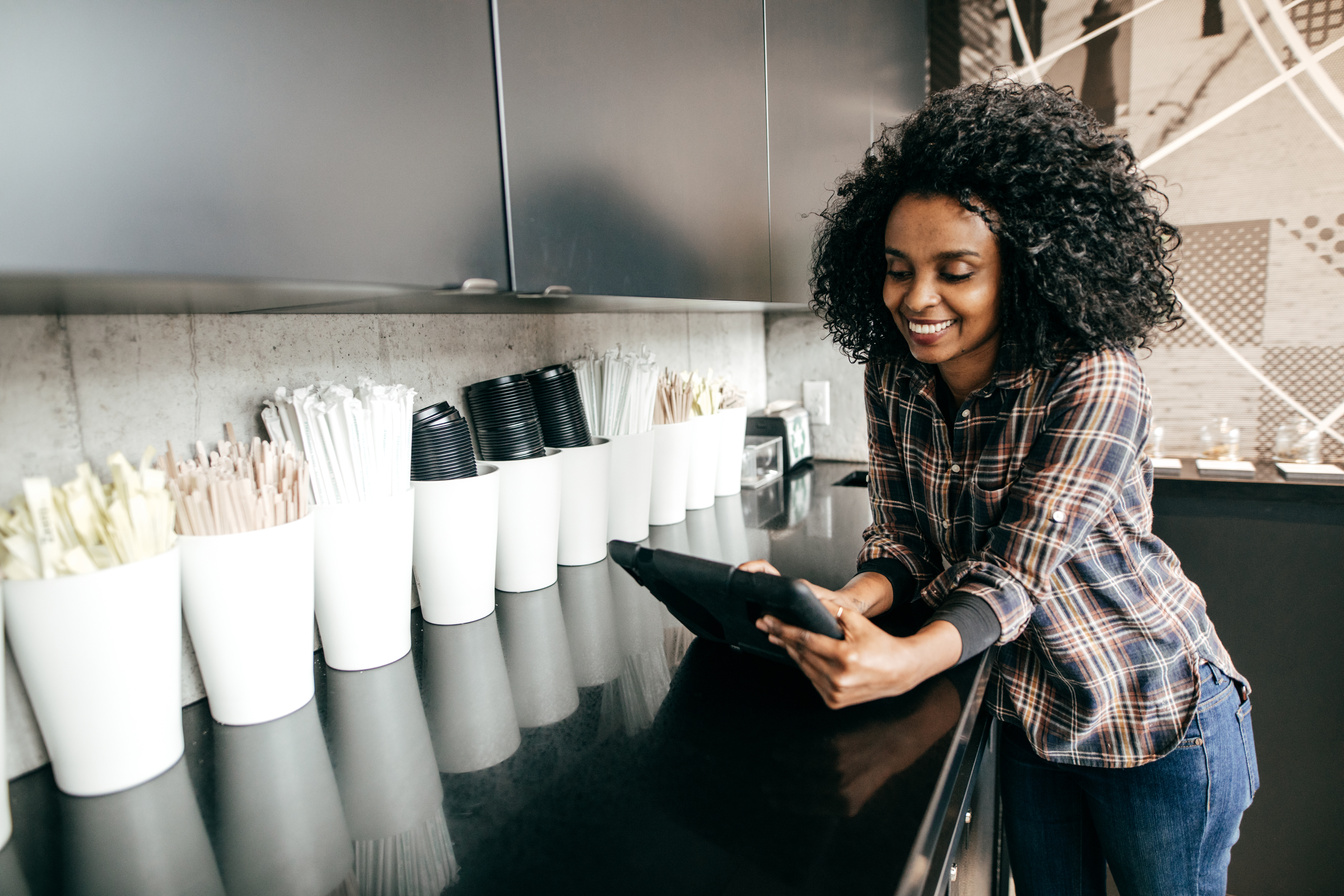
[860,346,1246,768]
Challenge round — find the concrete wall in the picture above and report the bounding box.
[1,309,766,779]
[764,312,868,462]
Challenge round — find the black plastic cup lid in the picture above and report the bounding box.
[412,464,477,481]
[467,400,533,417]
[523,363,573,381]
[414,418,467,436]
[413,422,472,442]
[465,373,530,393]
[479,445,546,462]
[470,432,537,451]
[413,401,458,426]
[476,437,543,456]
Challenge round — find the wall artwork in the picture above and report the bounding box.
[932,0,1344,462]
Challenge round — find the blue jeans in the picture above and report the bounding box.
[1000,663,1259,896]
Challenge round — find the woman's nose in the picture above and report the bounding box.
[903,276,940,312]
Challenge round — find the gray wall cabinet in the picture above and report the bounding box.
[0,0,928,311]
[494,0,928,303]
[494,0,773,301]
[0,0,509,307]
[764,0,927,304]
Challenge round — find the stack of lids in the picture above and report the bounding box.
[411,401,477,480]
[463,374,547,461]
[524,364,592,449]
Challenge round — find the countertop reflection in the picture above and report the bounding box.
[4,462,992,896]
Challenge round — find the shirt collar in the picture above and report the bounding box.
[889,341,1036,395]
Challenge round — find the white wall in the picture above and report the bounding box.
[1,309,766,779]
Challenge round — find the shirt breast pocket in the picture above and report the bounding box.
[967,479,1013,551]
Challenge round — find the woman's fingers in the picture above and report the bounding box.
[738,558,781,576]
[759,607,917,709]
[759,613,846,665]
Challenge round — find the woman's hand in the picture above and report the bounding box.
[737,559,871,615]
[738,558,962,709]
[737,560,892,617]
[757,606,959,708]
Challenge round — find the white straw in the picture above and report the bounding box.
[270,379,416,504]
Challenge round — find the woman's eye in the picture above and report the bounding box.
[941,271,972,283]
[886,270,912,281]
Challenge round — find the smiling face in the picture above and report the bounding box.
[883,193,1004,402]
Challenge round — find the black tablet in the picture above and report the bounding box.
[608,540,843,664]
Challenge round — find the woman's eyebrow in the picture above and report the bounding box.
[884,248,982,260]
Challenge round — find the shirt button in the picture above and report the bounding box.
[942,519,951,528]
[950,464,961,473]
[1052,510,1066,523]
[961,409,971,418]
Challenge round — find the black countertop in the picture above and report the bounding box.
[1,461,996,896]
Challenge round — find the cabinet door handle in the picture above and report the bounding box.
[460,278,500,293]
[542,285,573,296]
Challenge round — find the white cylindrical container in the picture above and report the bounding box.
[684,413,722,511]
[557,563,621,687]
[714,406,749,496]
[62,757,225,896]
[496,585,579,728]
[4,548,184,797]
[494,449,563,592]
[557,438,611,566]
[605,429,655,543]
[413,464,500,625]
[648,420,693,526]
[179,515,316,727]
[422,613,522,774]
[214,699,355,896]
[313,488,415,671]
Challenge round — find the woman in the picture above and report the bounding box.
[747,80,1258,895]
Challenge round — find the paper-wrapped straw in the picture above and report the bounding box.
[265,380,416,505]
[571,346,659,437]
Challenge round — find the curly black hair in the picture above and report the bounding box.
[810,78,1182,369]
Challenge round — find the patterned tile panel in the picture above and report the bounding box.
[1275,212,1344,277]
[1264,213,1344,346]
[1256,346,1344,462]
[1290,0,1344,54]
[1161,220,1270,348]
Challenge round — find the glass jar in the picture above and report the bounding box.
[1199,417,1240,461]
[1273,416,1323,464]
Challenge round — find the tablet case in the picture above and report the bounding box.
[608,540,842,663]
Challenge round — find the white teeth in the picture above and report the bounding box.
[908,320,954,335]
